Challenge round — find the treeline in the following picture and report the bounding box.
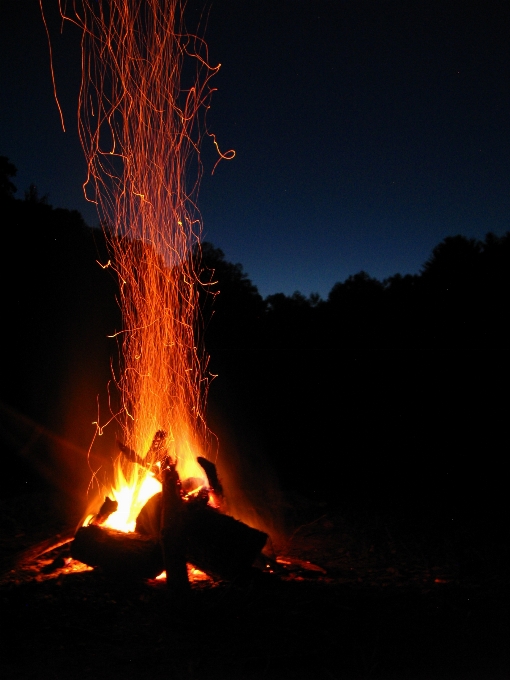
[198,233,510,356]
[0,158,120,497]
[1,164,118,423]
[2,155,508,363]
[198,237,509,522]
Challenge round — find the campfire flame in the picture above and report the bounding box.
[58,0,231,526]
[101,464,161,533]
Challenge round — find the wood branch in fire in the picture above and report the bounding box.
[91,496,118,525]
[160,457,190,595]
[116,439,160,476]
[197,456,224,497]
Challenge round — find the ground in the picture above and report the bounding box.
[0,492,508,680]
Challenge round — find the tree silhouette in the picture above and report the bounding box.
[197,242,264,353]
[0,155,17,200]
[24,183,49,205]
[421,235,482,291]
[328,271,384,305]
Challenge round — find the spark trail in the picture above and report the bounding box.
[59,0,226,525]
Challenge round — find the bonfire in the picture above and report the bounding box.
[40,0,266,588]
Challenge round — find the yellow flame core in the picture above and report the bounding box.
[103,465,161,533]
[62,1,223,520]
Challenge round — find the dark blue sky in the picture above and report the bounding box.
[1,0,509,297]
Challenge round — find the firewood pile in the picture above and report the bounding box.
[71,440,268,591]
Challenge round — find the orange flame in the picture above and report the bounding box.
[59,1,228,527]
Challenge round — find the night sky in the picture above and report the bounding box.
[1,0,509,298]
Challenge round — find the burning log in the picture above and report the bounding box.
[71,525,163,579]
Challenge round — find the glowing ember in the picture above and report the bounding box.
[57,0,231,523]
[155,566,211,583]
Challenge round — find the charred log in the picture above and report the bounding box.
[160,459,190,595]
[185,504,268,580]
[135,491,162,538]
[137,492,268,580]
[71,525,163,579]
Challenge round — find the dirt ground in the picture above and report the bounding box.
[0,492,508,680]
